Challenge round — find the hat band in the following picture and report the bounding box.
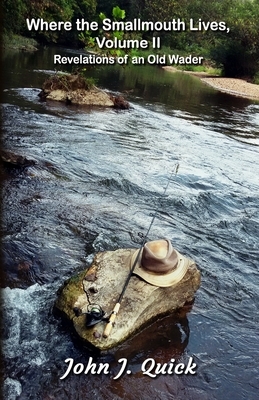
[140,262,178,276]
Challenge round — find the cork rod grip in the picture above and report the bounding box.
[103,303,121,338]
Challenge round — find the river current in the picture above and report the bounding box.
[1,47,259,400]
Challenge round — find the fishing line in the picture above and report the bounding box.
[76,163,180,330]
[103,162,180,337]
[117,163,179,302]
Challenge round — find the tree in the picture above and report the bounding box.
[3,0,97,44]
[210,0,259,77]
[3,0,28,33]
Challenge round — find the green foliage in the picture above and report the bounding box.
[2,32,38,50]
[210,40,257,78]
[80,5,134,57]
[143,0,187,22]
[112,5,125,20]
[3,0,27,33]
[78,30,95,47]
[43,72,97,91]
[209,0,259,77]
[253,72,259,85]
[96,0,131,18]
[26,0,75,42]
[99,12,106,21]
[3,0,259,79]
[3,0,97,44]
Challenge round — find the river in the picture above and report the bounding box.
[1,46,259,400]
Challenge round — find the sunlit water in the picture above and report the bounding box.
[1,47,259,400]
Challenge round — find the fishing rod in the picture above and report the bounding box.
[103,163,180,338]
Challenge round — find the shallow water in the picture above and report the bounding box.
[1,46,259,400]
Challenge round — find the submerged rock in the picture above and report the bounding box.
[39,73,129,109]
[111,95,130,109]
[0,150,36,168]
[55,248,200,350]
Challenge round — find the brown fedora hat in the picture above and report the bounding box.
[130,239,193,287]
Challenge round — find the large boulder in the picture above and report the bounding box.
[39,73,129,109]
[54,248,200,350]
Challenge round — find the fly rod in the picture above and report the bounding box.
[103,163,179,338]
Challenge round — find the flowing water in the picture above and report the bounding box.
[1,46,259,400]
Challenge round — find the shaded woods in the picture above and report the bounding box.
[3,0,259,79]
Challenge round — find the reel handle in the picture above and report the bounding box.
[103,303,120,338]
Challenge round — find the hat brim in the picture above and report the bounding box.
[130,248,193,287]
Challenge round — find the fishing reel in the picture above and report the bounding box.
[73,304,106,327]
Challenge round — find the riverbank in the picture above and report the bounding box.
[163,66,259,101]
[3,33,38,51]
[200,77,259,101]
